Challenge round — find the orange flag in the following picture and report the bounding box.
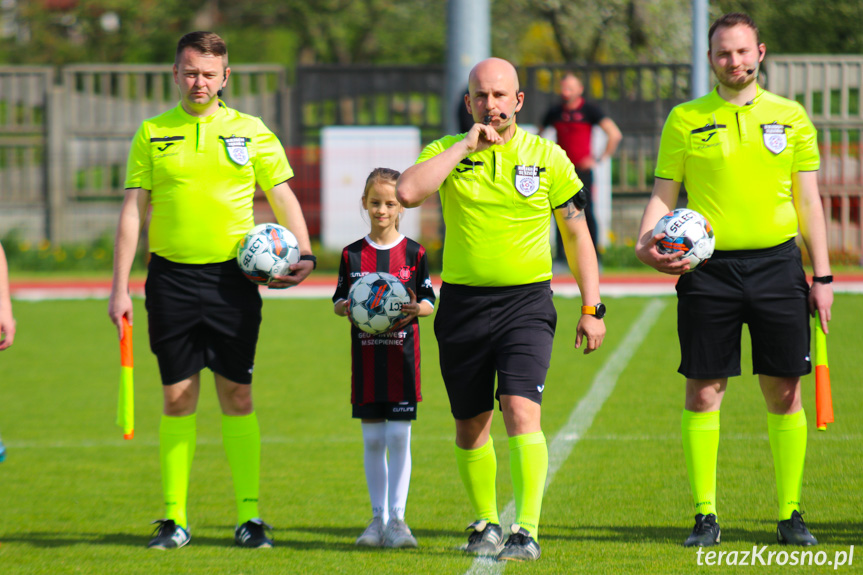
[814,312,834,431]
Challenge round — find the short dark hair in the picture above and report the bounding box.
[175,31,228,65]
[708,12,761,49]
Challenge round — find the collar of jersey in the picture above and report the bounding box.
[475,125,524,154]
[502,125,525,149]
[364,234,405,250]
[175,101,226,124]
[709,84,764,114]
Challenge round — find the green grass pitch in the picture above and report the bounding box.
[0,295,860,574]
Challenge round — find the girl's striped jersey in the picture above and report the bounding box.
[333,235,436,405]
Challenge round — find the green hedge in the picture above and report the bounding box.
[1,231,147,272]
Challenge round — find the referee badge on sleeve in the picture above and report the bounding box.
[514,165,541,197]
[761,122,789,154]
[221,135,250,165]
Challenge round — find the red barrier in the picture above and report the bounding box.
[253,147,322,237]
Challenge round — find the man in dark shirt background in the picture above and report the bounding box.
[541,73,622,263]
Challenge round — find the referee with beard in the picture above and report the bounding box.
[109,31,315,550]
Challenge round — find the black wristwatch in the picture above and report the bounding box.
[812,275,833,284]
[581,303,606,319]
[300,254,317,270]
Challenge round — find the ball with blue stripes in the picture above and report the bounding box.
[347,272,410,335]
[653,208,715,271]
[237,223,300,285]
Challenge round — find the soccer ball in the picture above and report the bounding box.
[236,223,300,285]
[653,208,715,271]
[347,272,410,335]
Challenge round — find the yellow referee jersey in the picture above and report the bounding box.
[655,86,820,250]
[125,103,293,264]
[417,126,583,286]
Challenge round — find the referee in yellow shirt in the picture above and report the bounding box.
[398,57,605,562]
[108,31,315,550]
[636,13,833,548]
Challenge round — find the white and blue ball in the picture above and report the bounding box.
[237,223,300,285]
[347,272,410,335]
[653,208,715,271]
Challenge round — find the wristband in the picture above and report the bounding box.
[300,254,317,270]
[812,275,833,284]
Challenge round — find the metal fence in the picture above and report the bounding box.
[293,65,445,147]
[291,62,693,245]
[295,62,691,194]
[1,58,862,258]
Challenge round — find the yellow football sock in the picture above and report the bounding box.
[223,412,261,525]
[159,414,197,529]
[682,409,719,517]
[455,438,500,525]
[768,409,807,521]
[509,432,548,539]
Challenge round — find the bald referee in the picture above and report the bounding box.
[398,57,605,562]
[635,13,833,547]
[108,31,315,550]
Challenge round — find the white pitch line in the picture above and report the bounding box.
[464,298,666,575]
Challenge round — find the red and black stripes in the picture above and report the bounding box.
[333,236,435,406]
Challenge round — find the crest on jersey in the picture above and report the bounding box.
[514,165,541,197]
[221,135,250,165]
[761,122,788,154]
[396,265,414,282]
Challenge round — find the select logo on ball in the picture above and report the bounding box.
[653,208,715,271]
[236,223,300,285]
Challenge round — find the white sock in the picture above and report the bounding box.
[361,422,388,522]
[385,420,412,521]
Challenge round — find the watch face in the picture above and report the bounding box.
[595,303,606,319]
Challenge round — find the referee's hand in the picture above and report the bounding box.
[108,291,133,340]
[809,282,833,334]
[268,259,314,289]
[635,232,691,275]
[575,315,605,355]
[464,123,505,154]
[0,311,15,351]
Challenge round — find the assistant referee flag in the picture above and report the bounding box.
[117,317,134,440]
[814,312,834,431]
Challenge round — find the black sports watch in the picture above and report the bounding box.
[581,303,606,319]
[300,254,317,270]
[812,275,833,284]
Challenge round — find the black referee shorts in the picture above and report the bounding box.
[145,254,262,385]
[676,239,811,380]
[434,281,557,420]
